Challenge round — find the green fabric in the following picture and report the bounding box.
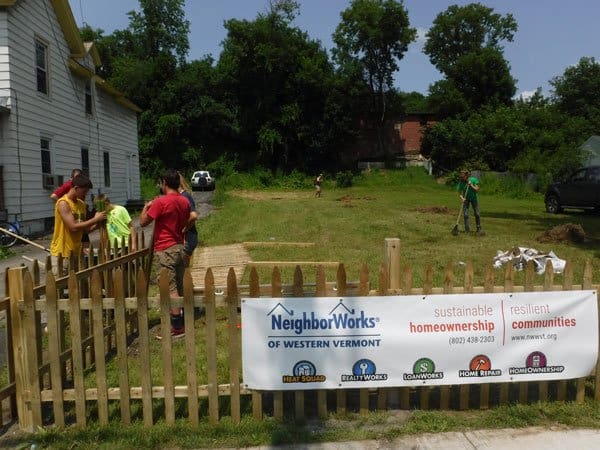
[106,205,132,248]
[457,176,479,202]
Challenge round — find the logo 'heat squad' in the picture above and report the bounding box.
[271,311,377,335]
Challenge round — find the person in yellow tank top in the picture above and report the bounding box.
[50,174,106,274]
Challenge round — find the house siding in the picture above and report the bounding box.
[0,0,140,234]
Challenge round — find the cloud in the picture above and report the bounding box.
[409,27,428,52]
[415,27,428,45]
[516,90,537,100]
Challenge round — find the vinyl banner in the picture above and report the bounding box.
[241,291,598,390]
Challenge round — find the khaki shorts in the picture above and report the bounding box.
[156,244,185,295]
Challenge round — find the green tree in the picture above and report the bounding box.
[424,3,517,115]
[127,0,190,64]
[218,1,350,172]
[550,56,600,131]
[423,3,517,75]
[332,0,417,154]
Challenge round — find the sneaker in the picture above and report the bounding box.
[476,229,485,236]
[155,327,185,340]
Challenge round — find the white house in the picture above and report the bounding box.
[0,0,141,235]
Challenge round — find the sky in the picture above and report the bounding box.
[68,0,600,98]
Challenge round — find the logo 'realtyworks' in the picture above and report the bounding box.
[341,359,388,382]
[508,351,564,375]
[268,300,379,335]
[458,355,502,378]
[282,360,326,384]
[403,357,444,381]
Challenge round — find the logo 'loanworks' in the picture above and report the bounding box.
[403,357,444,381]
[268,300,379,335]
[508,351,564,375]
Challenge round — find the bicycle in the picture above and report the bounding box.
[0,214,23,248]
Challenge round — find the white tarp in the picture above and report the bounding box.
[493,247,566,274]
[241,291,597,390]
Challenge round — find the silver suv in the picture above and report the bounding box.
[190,170,215,191]
[545,166,600,213]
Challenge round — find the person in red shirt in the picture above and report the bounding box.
[50,168,82,201]
[140,168,191,340]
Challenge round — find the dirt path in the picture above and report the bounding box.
[190,243,250,288]
[189,191,251,288]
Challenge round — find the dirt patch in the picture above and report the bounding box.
[336,194,376,203]
[231,190,310,200]
[536,223,586,244]
[414,206,451,214]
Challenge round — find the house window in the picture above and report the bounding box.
[35,39,49,94]
[85,80,93,115]
[81,147,89,176]
[103,151,110,187]
[40,138,51,174]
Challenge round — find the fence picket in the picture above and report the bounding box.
[358,263,370,416]
[159,268,175,424]
[249,267,263,420]
[315,265,328,419]
[271,267,284,420]
[292,266,306,420]
[539,261,554,402]
[136,268,154,426]
[557,262,573,401]
[581,260,598,402]
[113,268,131,424]
[335,264,348,415]
[439,262,454,410]
[68,271,86,427]
[204,269,219,424]
[499,264,515,405]
[400,265,413,410]
[183,269,199,425]
[518,261,535,405]
[419,265,434,410]
[91,270,109,424]
[45,272,64,426]
[459,262,474,411]
[227,268,241,423]
[376,263,388,410]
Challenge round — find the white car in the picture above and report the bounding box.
[191,170,215,191]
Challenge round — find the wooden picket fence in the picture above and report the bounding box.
[2,238,600,431]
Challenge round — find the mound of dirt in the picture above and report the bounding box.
[536,223,586,244]
[414,206,451,214]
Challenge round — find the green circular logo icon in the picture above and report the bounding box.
[413,358,435,374]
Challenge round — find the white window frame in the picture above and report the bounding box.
[35,37,49,95]
[85,80,93,115]
[40,137,51,175]
[103,150,111,187]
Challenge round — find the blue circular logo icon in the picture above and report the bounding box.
[293,360,317,376]
[352,359,376,376]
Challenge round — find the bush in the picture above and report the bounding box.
[335,171,354,188]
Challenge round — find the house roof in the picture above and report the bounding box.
[8,0,140,113]
[581,135,600,152]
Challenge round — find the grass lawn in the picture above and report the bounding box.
[201,168,600,287]
[4,167,600,449]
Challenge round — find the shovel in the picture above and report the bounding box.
[451,184,469,235]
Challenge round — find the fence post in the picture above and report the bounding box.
[383,238,400,291]
[8,266,40,431]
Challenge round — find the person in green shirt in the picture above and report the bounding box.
[457,169,483,235]
[95,194,136,250]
